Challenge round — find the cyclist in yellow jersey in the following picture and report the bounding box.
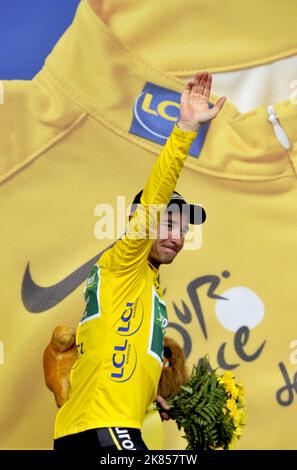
[54,72,226,452]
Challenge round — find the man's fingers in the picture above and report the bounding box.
[160,412,170,421]
[187,72,213,97]
[188,78,200,95]
[189,71,204,95]
[193,72,202,80]
[208,96,227,118]
[156,395,170,410]
[156,395,171,421]
[203,73,212,98]
[197,71,206,94]
[183,80,196,95]
[215,96,227,111]
[199,72,211,99]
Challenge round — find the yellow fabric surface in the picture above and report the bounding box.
[142,410,164,450]
[0,0,296,449]
[93,0,297,73]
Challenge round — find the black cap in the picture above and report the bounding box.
[131,190,206,225]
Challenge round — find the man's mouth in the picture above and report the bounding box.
[162,246,177,255]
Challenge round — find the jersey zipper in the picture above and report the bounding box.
[267,105,291,150]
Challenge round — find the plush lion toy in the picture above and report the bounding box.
[43,325,78,407]
[43,325,188,407]
[159,337,189,399]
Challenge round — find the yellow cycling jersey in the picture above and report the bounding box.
[54,125,197,438]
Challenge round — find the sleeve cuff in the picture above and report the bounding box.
[173,122,199,139]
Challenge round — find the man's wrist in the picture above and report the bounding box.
[176,120,200,132]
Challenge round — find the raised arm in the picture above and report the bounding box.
[178,71,226,130]
[105,72,226,273]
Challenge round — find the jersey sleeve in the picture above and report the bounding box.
[104,124,198,275]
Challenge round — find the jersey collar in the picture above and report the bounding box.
[42,0,297,181]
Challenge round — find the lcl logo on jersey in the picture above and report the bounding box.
[113,299,144,337]
[110,339,137,383]
[129,82,212,158]
[110,302,138,382]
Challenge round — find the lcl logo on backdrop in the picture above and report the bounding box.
[129,82,212,158]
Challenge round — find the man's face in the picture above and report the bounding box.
[149,211,189,266]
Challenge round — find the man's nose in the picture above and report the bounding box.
[171,230,184,245]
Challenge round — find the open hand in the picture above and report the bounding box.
[179,71,226,130]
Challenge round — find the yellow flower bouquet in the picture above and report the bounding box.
[157,356,246,450]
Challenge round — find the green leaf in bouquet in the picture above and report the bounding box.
[155,355,246,450]
[180,385,193,394]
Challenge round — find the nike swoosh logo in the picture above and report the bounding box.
[22,244,114,313]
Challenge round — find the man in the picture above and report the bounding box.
[54,71,226,452]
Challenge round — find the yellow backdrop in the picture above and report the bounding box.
[0,0,297,450]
